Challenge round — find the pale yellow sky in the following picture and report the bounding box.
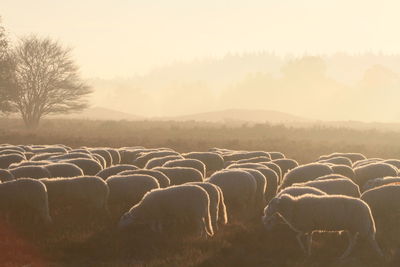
[2,0,398,78]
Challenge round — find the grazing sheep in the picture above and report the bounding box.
[271,158,299,177]
[31,146,68,154]
[263,186,327,231]
[145,155,183,169]
[292,178,361,197]
[49,152,94,161]
[163,158,206,177]
[134,151,179,168]
[223,151,270,162]
[319,156,352,167]
[280,163,333,190]
[382,159,400,170]
[0,149,26,157]
[153,167,203,185]
[0,145,25,153]
[40,176,109,218]
[330,164,355,180]
[353,163,398,187]
[44,163,84,178]
[241,168,267,215]
[61,158,103,176]
[230,156,271,166]
[353,158,383,169]
[9,160,50,169]
[90,149,113,167]
[362,177,400,192]
[361,184,400,249]
[187,182,228,231]
[0,169,14,182]
[30,152,61,161]
[106,148,121,165]
[96,165,138,180]
[106,174,160,219]
[0,153,25,169]
[92,153,107,168]
[183,152,224,175]
[118,169,170,188]
[319,152,366,163]
[227,163,278,202]
[268,152,285,160]
[262,162,282,182]
[264,194,383,259]
[208,169,257,221]
[10,165,51,179]
[0,178,52,225]
[118,185,214,237]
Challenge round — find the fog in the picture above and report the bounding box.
[3,0,400,122]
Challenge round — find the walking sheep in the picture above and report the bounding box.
[96,164,138,180]
[10,165,51,179]
[153,167,203,185]
[292,178,361,197]
[118,169,170,188]
[163,158,206,177]
[182,152,224,175]
[44,163,84,178]
[264,194,383,259]
[118,185,214,237]
[279,163,333,190]
[353,162,398,187]
[61,158,103,176]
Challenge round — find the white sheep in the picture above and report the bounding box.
[0,169,14,182]
[0,178,52,225]
[10,165,51,179]
[0,153,25,169]
[353,162,398,187]
[118,169,170,188]
[292,178,360,197]
[183,152,225,175]
[44,163,84,178]
[319,156,352,167]
[319,152,366,163]
[134,150,179,168]
[118,184,214,237]
[208,169,257,221]
[144,155,184,169]
[330,164,355,180]
[96,164,138,180]
[61,158,103,176]
[362,176,400,192]
[279,163,333,190]
[271,158,299,177]
[264,194,383,259]
[106,174,160,219]
[153,167,203,185]
[163,158,206,177]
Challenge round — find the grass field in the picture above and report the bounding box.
[1,118,399,266]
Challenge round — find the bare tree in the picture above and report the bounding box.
[7,36,92,128]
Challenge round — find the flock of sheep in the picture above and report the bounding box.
[1,144,400,260]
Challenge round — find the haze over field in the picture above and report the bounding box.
[3,1,400,122]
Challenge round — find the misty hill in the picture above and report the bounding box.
[55,107,143,121]
[165,109,308,123]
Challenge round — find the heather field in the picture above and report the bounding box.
[0,119,399,266]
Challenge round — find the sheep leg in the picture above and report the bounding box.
[296,232,307,254]
[306,233,313,256]
[340,232,357,259]
[368,234,384,257]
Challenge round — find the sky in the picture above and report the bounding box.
[2,0,400,78]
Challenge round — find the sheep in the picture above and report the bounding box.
[263,186,327,231]
[268,152,285,160]
[0,153,25,169]
[271,158,299,177]
[279,163,333,190]
[319,156,352,167]
[330,164,355,180]
[223,151,270,162]
[240,168,267,215]
[10,165,51,179]
[153,167,203,185]
[319,152,366,163]
[0,149,26,158]
[0,145,25,153]
[0,178,52,225]
[261,162,282,182]
[353,162,398,187]
[182,152,224,175]
[292,178,361,197]
[163,158,206,177]
[61,158,103,176]
[118,169,170,188]
[9,160,50,169]
[226,156,271,166]
[31,146,68,154]
[314,174,351,181]
[106,148,121,165]
[0,169,14,182]
[263,194,383,259]
[144,155,184,169]
[353,158,384,169]
[92,153,107,168]
[134,151,180,168]
[90,149,113,167]
[40,176,109,219]
[382,159,400,170]
[187,182,228,231]
[44,163,84,178]
[227,163,278,202]
[96,164,138,180]
[362,177,400,192]
[30,152,62,161]
[118,185,214,237]
[106,174,160,219]
[361,184,400,250]
[208,169,257,221]
[48,152,94,161]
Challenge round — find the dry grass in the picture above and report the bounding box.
[1,118,400,266]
